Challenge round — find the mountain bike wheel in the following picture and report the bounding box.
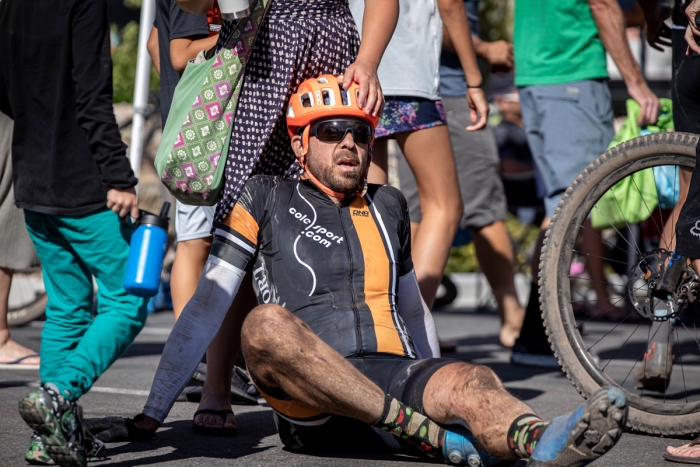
[540,132,700,436]
[8,268,47,327]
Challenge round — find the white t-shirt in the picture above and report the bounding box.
[349,0,443,100]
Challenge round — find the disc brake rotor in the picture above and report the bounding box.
[628,248,699,321]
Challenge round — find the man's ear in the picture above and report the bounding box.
[291,134,304,157]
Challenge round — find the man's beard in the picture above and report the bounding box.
[306,151,368,194]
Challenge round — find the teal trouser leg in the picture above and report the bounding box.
[24,208,147,401]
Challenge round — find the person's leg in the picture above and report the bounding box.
[23,210,95,398]
[194,278,257,430]
[241,304,453,457]
[421,361,628,463]
[368,138,389,184]
[396,125,463,308]
[171,202,216,320]
[59,208,147,399]
[171,238,213,320]
[472,221,524,347]
[0,267,40,364]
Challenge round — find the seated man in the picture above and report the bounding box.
[118,76,628,466]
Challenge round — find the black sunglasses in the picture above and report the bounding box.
[308,119,373,145]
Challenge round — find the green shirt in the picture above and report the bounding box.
[514,0,609,87]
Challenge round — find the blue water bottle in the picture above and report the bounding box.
[124,202,171,297]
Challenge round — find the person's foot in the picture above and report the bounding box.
[510,340,560,369]
[527,387,628,466]
[193,386,236,431]
[25,429,107,465]
[665,436,700,463]
[0,336,40,365]
[499,320,522,348]
[634,341,673,392]
[18,384,87,467]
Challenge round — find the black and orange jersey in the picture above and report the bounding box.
[212,175,417,359]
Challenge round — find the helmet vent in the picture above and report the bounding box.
[287,106,295,117]
[301,92,313,108]
[339,83,350,106]
[316,77,329,84]
[321,89,335,105]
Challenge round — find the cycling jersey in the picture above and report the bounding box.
[216,175,416,358]
[143,175,439,424]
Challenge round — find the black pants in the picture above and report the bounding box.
[673,28,700,258]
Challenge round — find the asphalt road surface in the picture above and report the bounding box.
[0,308,693,466]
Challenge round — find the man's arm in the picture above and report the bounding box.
[443,29,514,70]
[170,34,219,74]
[436,0,488,131]
[588,0,660,125]
[71,0,139,217]
[147,26,160,75]
[343,0,399,117]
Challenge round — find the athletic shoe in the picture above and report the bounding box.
[635,341,673,393]
[18,384,87,467]
[24,430,106,466]
[527,387,628,466]
[25,432,54,465]
[510,341,561,369]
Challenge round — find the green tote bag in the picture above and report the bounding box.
[155,0,270,206]
[591,98,674,229]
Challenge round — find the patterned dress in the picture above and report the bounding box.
[213,0,360,227]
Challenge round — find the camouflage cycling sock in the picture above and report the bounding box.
[507,413,549,458]
[372,394,445,459]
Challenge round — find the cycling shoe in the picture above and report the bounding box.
[527,387,628,467]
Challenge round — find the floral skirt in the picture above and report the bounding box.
[375,96,446,139]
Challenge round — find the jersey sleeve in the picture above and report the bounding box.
[211,175,269,271]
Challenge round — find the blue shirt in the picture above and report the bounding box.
[439,0,479,97]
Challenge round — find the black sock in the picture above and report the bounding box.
[372,394,445,459]
[507,413,549,458]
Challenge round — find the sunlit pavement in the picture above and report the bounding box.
[0,308,689,466]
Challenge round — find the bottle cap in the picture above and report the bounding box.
[139,202,171,230]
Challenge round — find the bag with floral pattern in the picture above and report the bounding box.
[154,0,270,205]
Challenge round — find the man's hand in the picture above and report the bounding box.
[106,187,139,219]
[465,87,489,131]
[627,80,661,126]
[686,0,700,54]
[483,40,514,69]
[644,5,672,51]
[343,60,384,118]
[83,414,158,442]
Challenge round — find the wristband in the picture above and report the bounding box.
[467,83,483,89]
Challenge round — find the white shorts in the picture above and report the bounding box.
[175,201,216,242]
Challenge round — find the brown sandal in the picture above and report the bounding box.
[663,438,700,464]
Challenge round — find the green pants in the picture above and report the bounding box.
[24,208,147,401]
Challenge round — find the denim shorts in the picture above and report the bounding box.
[518,80,614,217]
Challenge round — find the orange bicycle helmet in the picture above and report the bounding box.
[286,75,380,199]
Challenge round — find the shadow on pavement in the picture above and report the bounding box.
[120,343,167,359]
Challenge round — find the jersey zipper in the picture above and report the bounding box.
[337,203,363,356]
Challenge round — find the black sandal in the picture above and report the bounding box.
[192,409,238,436]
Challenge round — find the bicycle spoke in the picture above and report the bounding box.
[675,326,688,403]
[571,249,629,266]
[605,321,642,373]
[680,321,700,353]
[609,186,643,256]
[592,204,641,256]
[630,172,668,248]
[578,224,632,258]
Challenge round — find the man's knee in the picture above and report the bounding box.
[241,304,295,357]
[450,362,504,393]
